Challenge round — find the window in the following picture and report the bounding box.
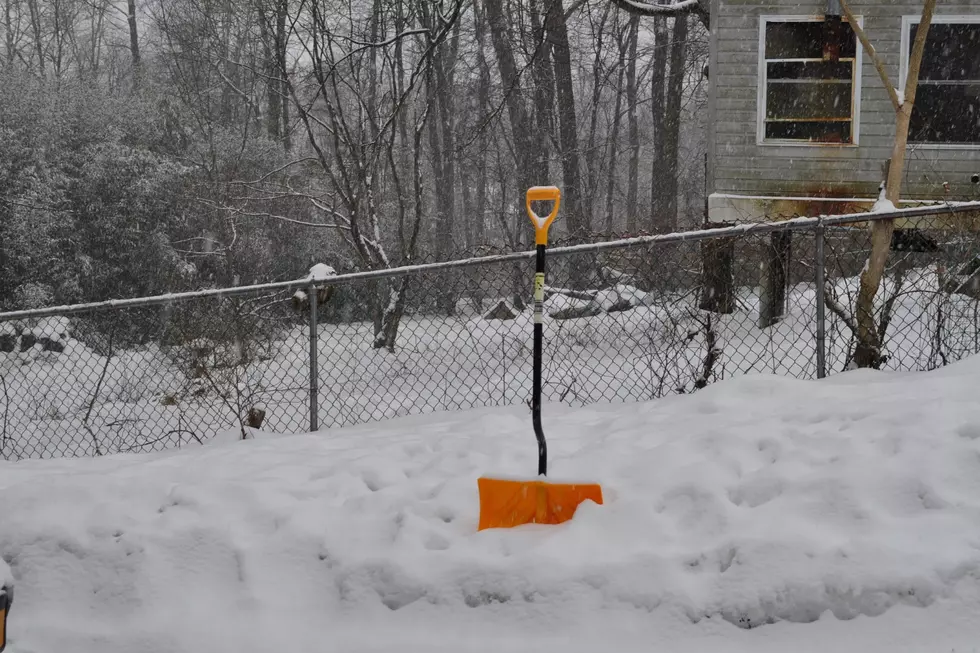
[758,16,861,145]
[902,17,980,146]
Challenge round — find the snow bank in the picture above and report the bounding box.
[3,358,980,652]
[0,559,10,589]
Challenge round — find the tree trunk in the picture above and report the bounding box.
[127,0,140,84]
[426,68,445,254]
[484,0,536,240]
[604,19,629,236]
[853,107,913,368]
[660,14,687,232]
[87,1,106,79]
[461,167,474,249]
[529,0,553,185]
[373,98,430,351]
[437,18,460,260]
[548,0,587,241]
[365,0,382,142]
[5,0,15,68]
[258,6,281,140]
[393,0,409,171]
[27,0,43,77]
[219,0,234,123]
[374,277,411,352]
[625,14,640,233]
[649,15,668,231]
[426,46,457,312]
[473,0,491,245]
[422,7,460,312]
[276,0,291,151]
[586,5,611,221]
[52,0,62,78]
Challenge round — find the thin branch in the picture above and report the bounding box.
[211,62,259,112]
[0,197,72,213]
[565,0,590,19]
[693,314,720,390]
[344,27,430,48]
[202,200,351,231]
[309,199,352,225]
[83,329,115,456]
[904,0,937,107]
[0,371,8,455]
[840,0,901,111]
[824,283,858,334]
[227,157,320,185]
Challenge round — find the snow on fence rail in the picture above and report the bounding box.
[3,201,980,460]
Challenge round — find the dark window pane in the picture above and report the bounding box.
[767,81,852,119]
[911,23,980,81]
[768,60,851,80]
[765,121,852,142]
[765,20,856,59]
[909,83,980,143]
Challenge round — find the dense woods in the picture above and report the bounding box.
[0,0,708,311]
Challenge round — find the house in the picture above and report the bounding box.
[705,0,980,225]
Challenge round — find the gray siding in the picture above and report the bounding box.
[709,0,980,201]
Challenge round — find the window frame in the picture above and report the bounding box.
[756,14,864,148]
[900,14,980,150]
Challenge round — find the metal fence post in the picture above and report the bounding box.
[308,282,319,432]
[814,221,827,379]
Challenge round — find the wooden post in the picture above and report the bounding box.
[758,231,792,328]
[699,223,735,314]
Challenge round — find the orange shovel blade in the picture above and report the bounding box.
[477,477,603,530]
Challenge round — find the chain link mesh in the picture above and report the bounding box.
[4,214,980,460]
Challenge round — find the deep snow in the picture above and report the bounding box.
[3,356,980,652]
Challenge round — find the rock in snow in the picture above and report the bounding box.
[308,263,337,282]
[482,299,519,321]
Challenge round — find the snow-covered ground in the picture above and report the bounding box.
[3,355,980,652]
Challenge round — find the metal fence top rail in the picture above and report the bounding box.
[3,200,980,322]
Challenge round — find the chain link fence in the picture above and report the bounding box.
[4,203,980,460]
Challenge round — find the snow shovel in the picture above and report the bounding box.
[477,186,603,531]
[0,583,10,653]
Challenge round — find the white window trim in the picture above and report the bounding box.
[900,14,980,150]
[756,14,864,148]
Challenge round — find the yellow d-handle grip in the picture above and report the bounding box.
[526,186,561,245]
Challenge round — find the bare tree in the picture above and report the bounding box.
[276,0,465,349]
[839,0,937,368]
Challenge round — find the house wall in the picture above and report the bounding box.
[708,0,980,222]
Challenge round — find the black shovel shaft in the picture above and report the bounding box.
[533,244,547,476]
